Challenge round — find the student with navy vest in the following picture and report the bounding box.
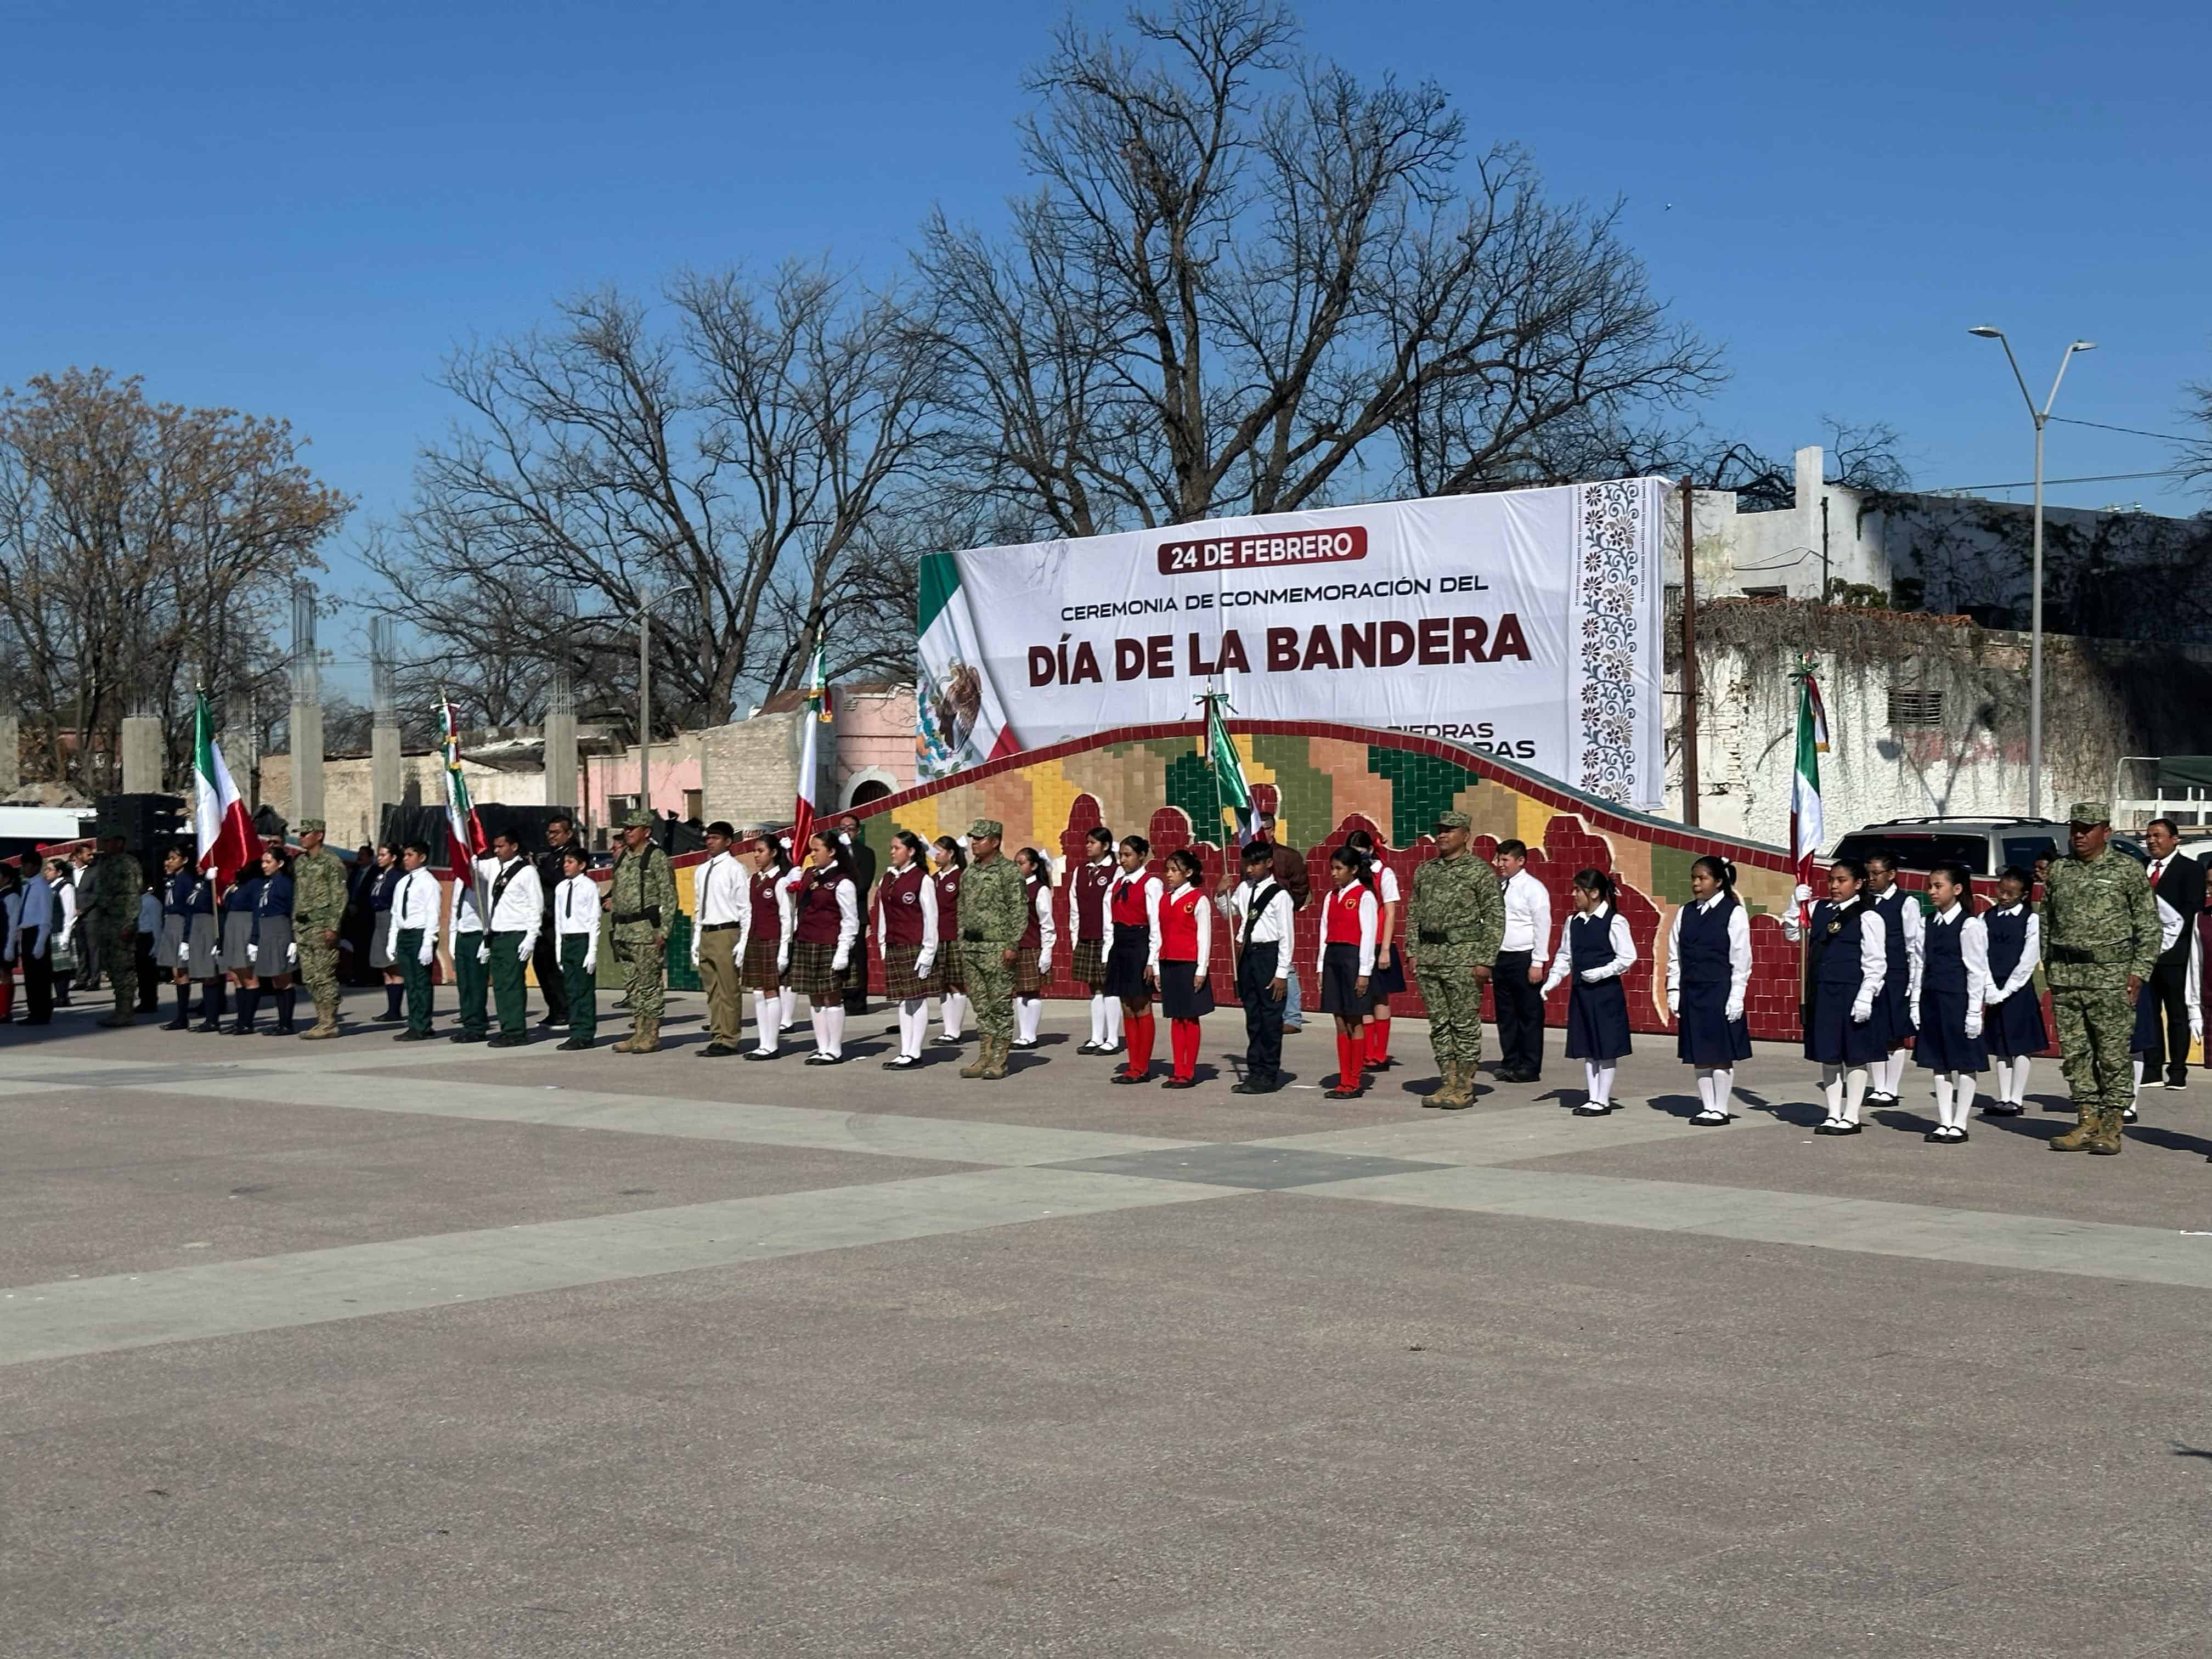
[1543,868,1636,1116]
[1863,851,1923,1105]
[1783,859,1889,1135]
[1914,864,1993,1143]
[1666,855,1752,1126]
[1979,866,2046,1117]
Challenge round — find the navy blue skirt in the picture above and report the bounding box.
[1102,930,1152,1003]
[1367,940,1407,1006]
[1803,984,1887,1066]
[1676,979,1752,1066]
[1318,942,1367,1017]
[1872,972,1916,1047]
[1157,958,1215,1021]
[1985,989,2047,1058]
[1564,975,1632,1061]
[1913,989,1988,1073]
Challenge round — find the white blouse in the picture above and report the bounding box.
[1543,902,1637,994]
[1664,893,1753,1015]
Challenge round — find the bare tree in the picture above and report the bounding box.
[0,369,350,789]
[918,0,1721,536]
[365,264,936,738]
[2181,379,2212,496]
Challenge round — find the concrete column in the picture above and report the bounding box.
[290,701,325,826]
[371,723,403,843]
[541,712,578,810]
[1795,445,1825,600]
[120,715,163,793]
[0,713,18,795]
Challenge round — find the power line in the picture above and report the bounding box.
[2048,415,2200,445]
[1922,469,2179,494]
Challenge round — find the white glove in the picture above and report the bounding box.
[286,941,297,966]
[418,940,435,966]
[2192,1017,2205,1045]
[1037,950,1051,975]
[1965,1012,1984,1040]
[1666,990,1679,1017]
[476,942,490,964]
[1725,999,1744,1024]
[1578,968,1607,984]
[831,948,850,973]
[177,941,189,963]
[518,935,535,962]
[583,952,597,975]
[1792,884,1813,906]
[246,944,258,964]
[1850,1001,1874,1024]
[777,946,790,973]
[915,947,936,979]
[1984,987,2009,1006]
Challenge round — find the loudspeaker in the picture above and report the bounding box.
[96,793,189,871]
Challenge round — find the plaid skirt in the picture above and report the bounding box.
[1012,949,1043,997]
[1073,935,1107,990]
[882,944,931,1001]
[788,938,847,1001]
[928,939,967,995]
[741,931,782,991]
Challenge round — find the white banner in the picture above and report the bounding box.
[916,478,1667,810]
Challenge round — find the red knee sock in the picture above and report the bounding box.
[1126,1013,1154,1077]
[1171,1018,1198,1079]
[1365,1015,1392,1065]
[0,973,13,1022]
[1336,1032,1363,1090]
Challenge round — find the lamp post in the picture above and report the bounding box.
[1967,327,2095,821]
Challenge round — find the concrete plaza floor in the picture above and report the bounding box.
[7,988,2212,1656]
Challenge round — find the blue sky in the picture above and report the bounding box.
[7,1,2207,687]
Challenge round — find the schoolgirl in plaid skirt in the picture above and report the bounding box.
[874,830,940,1068]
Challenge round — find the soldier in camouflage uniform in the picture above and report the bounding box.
[1405,811,1506,1109]
[290,819,349,1039]
[957,819,1031,1081]
[2042,801,2160,1155]
[608,808,680,1054]
[88,836,144,1026]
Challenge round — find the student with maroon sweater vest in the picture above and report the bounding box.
[1011,848,1058,1051]
[1149,848,1215,1087]
[874,830,940,1069]
[1071,826,1120,1054]
[789,831,861,1064]
[928,836,971,1044]
[738,832,796,1060]
[1104,836,1165,1084]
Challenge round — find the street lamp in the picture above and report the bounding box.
[1967,326,2096,821]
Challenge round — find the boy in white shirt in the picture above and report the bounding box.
[1227,840,1295,1094]
[552,847,602,1050]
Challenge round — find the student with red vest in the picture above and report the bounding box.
[737,832,796,1060]
[1104,836,1164,1084]
[927,836,970,1044]
[1318,844,1381,1099]
[1071,825,1121,1055]
[1344,828,1404,1070]
[874,830,940,1069]
[1148,848,1216,1088]
[1011,847,1058,1051]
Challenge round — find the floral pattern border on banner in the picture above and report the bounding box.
[1571,477,1649,806]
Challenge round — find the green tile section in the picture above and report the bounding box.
[1648,845,1698,905]
[1163,750,1228,839]
[665,912,701,992]
[1368,747,1477,849]
[1249,734,1333,842]
[1142,738,1195,765]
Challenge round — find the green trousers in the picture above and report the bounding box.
[489,930,529,1035]
[1414,957,1486,1069]
[561,934,596,1042]
[2053,985,2135,1115]
[396,929,434,1034]
[454,934,489,1036]
[966,941,1016,1040]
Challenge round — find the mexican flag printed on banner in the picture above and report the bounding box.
[915,550,1018,781]
[791,641,833,854]
[439,697,488,874]
[1789,661,1829,923]
[1203,690,1254,845]
[191,689,258,887]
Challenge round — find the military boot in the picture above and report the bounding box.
[99,1008,136,1028]
[961,1036,994,1079]
[2085,1107,2126,1156]
[1440,1060,1478,1110]
[611,1019,642,1054]
[630,1015,661,1054]
[979,1034,1010,1080]
[300,1003,341,1040]
[2049,1108,2098,1152]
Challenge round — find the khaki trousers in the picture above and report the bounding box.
[697,923,743,1045]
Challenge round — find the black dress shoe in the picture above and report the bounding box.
[1110,1071,1147,1085]
[161,1018,190,1031]
[1572,1103,1610,1117]
[742,1048,778,1060]
[882,1054,917,1069]
[1160,1076,1197,1090]
[486,1032,528,1048]
[556,1036,592,1051]
[452,1031,487,1043]
[1980,1102,2023,1116]
[698,1042,739,1057]
[1230,1080,1280,1095]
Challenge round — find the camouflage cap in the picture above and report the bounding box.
[1432,810,1472,831]
[967,817,1004,839]
[297,817,326,833]
[2067,800,2110,826]
[618,808,658,830]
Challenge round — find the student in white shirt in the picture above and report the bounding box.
[1317,844,1381,1100]
[447,855,492,1043]
[689,821,747,1056]
[385,842,443,1040]
[1666,855,1753,1126]
[872,830,939,1069]
[1914,864,1994,1143]
[1978,866,2046,1116]
[1543,869,1637,1116]
[48,859,78,1008]
[551,847,601,1050]
[1010,847,1059,1051]
[1343,829,1404,1071]
[1782,860,1889,1136]
[2128,883,2203,1123]
[1492,838,1554,1082]
[1103,836,1165,1084]
[480,831,543,1047]
[1863,852,1925,1105]
[1227,839,1295,1094]
[736,832,798,1060]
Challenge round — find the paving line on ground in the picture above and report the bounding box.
[0,1166,1252,1367]
[1246,1101,1797,1166]
[1308,1164,2212,1289]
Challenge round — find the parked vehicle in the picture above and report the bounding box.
[1830,816,2147,878]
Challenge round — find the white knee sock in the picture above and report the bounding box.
[779,986,795,1030]
[1821,1064,1844,1121]
[1089,994,1108,1045]
[1017,996,1041,1043]
[1843,1066,1869,1125]
[2132,1057,2145,1102]
[1105,1000,1124,1045]
[808,1006,827,1054]
[2010,1056,2031,1105]
[899,998,926,1058]
[1951,1071,1974,1126]
[1693,1069,1716,1113]
[1711,1066,1733,1115]
[943,992,968,1040]
[751,992,777,1053]
[822,1005,845,1057]
[1877,1051,1903,1097]
[1932,1073,1954,1129]
[1585,1061,1614,1108]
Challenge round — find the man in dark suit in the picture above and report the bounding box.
[533,814,580,1029]
[2140,817,2201,1090]
[837,812,876,1015]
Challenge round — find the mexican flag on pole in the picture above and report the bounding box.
[192,689,258,887]
[439,697,488,874]
[1789,662,1829,923]
[791,641,832,853]
[1203,690,1254,845]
